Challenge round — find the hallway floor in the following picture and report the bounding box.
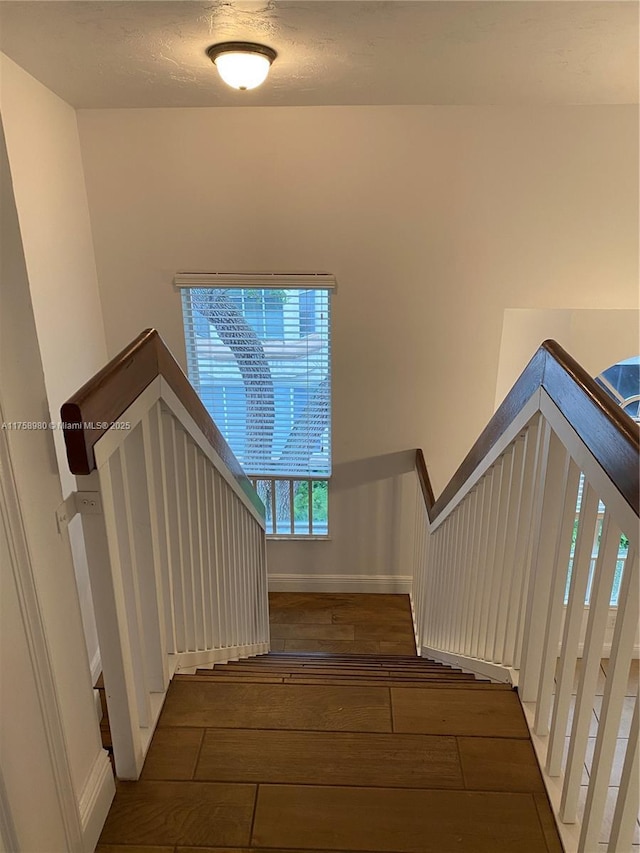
[267,592,417,655]
[96,593,562,852]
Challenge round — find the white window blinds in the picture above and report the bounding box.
[177,274,334,478]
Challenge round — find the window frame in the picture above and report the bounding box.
[176,272,336,538]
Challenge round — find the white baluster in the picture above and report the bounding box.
[175,428,196,651]
[251,517,260,644]
[607,691,639,852]
[411,489,421,646]
[424,524,442,648]
[162,414,186,653]
[239,509,250,648]
[444,509,461,651]
[579,548,638,850]
[203,464,221,649]
[495,436,526,664]
[459,496,475,653]
[186,442,204,650]
[212,470,229,645]
[198,453,213,651]
[454,488,470,657]
[471,470,494,659]
[227,489,239,648]
[547,481,599,776]
[486,449,514,661]
[443,516,456,649]
[144,404,175,659]
[478,462,502,660]
[519,425,568,702]
[416,504,429,651]
[534,455,581,735]
[109,444,152,727]
[454,499,470,653]
[230,498,240,650]
[511,414,543,670]
[420,502,432,651]
[463,481,484,657]
[153,406,177,654]
[561,511,623,822]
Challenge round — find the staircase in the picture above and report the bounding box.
[193,650,498,685]
[98,651,563,851]
[65,334,638,851]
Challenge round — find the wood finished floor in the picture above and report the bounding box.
[97,593,563,853]
[267,592,417,655]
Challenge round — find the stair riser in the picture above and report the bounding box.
[232,661,453,672]
[216,660,460,667]
[260,653,427,661]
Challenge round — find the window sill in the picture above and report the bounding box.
[266,535,331,542]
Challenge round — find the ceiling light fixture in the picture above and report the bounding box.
[207,42,277,91]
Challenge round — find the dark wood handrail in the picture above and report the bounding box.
[61,329,265,519]
[416,340,639,521]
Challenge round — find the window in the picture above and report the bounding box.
[176,272,335,536]
[595,355,640,423]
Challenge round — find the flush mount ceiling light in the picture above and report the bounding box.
[207,42,277,91]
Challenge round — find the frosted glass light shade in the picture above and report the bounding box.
[208,43,276,91]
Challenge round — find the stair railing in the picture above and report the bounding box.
[62,329,269,780]
[409,340,638,853]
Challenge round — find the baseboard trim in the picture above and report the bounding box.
[175,642,270,673]
[79,749,114,853]
[421,645,515,684]
[267,574,412,593]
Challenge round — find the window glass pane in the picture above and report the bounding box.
[594,356,640,423]
[312,480,329,534]
[181,287,331,478]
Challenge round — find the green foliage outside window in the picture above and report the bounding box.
[294,480,328,523]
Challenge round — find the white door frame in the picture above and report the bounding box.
[0,396,85,851]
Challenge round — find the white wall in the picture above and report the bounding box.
[0,119,113,849]
[0,53,109,675]
[76,104,638,584]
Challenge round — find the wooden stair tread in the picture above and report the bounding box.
[199,671,479,683]
[252,785,551,852]
[238,654,442,663]
[99,780,255,847]
[391,687,530,737]
[198,673,481,684]
[160,680,393,731]
[203,665,472,677]
[177,674,506,689]
[193,729,464,788]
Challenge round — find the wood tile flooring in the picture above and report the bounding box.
[267,592,417,655]
[97,594,563,852]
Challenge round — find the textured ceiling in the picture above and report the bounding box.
[0,1,637,108]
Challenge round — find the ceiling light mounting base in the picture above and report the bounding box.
[207,41,277,64]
